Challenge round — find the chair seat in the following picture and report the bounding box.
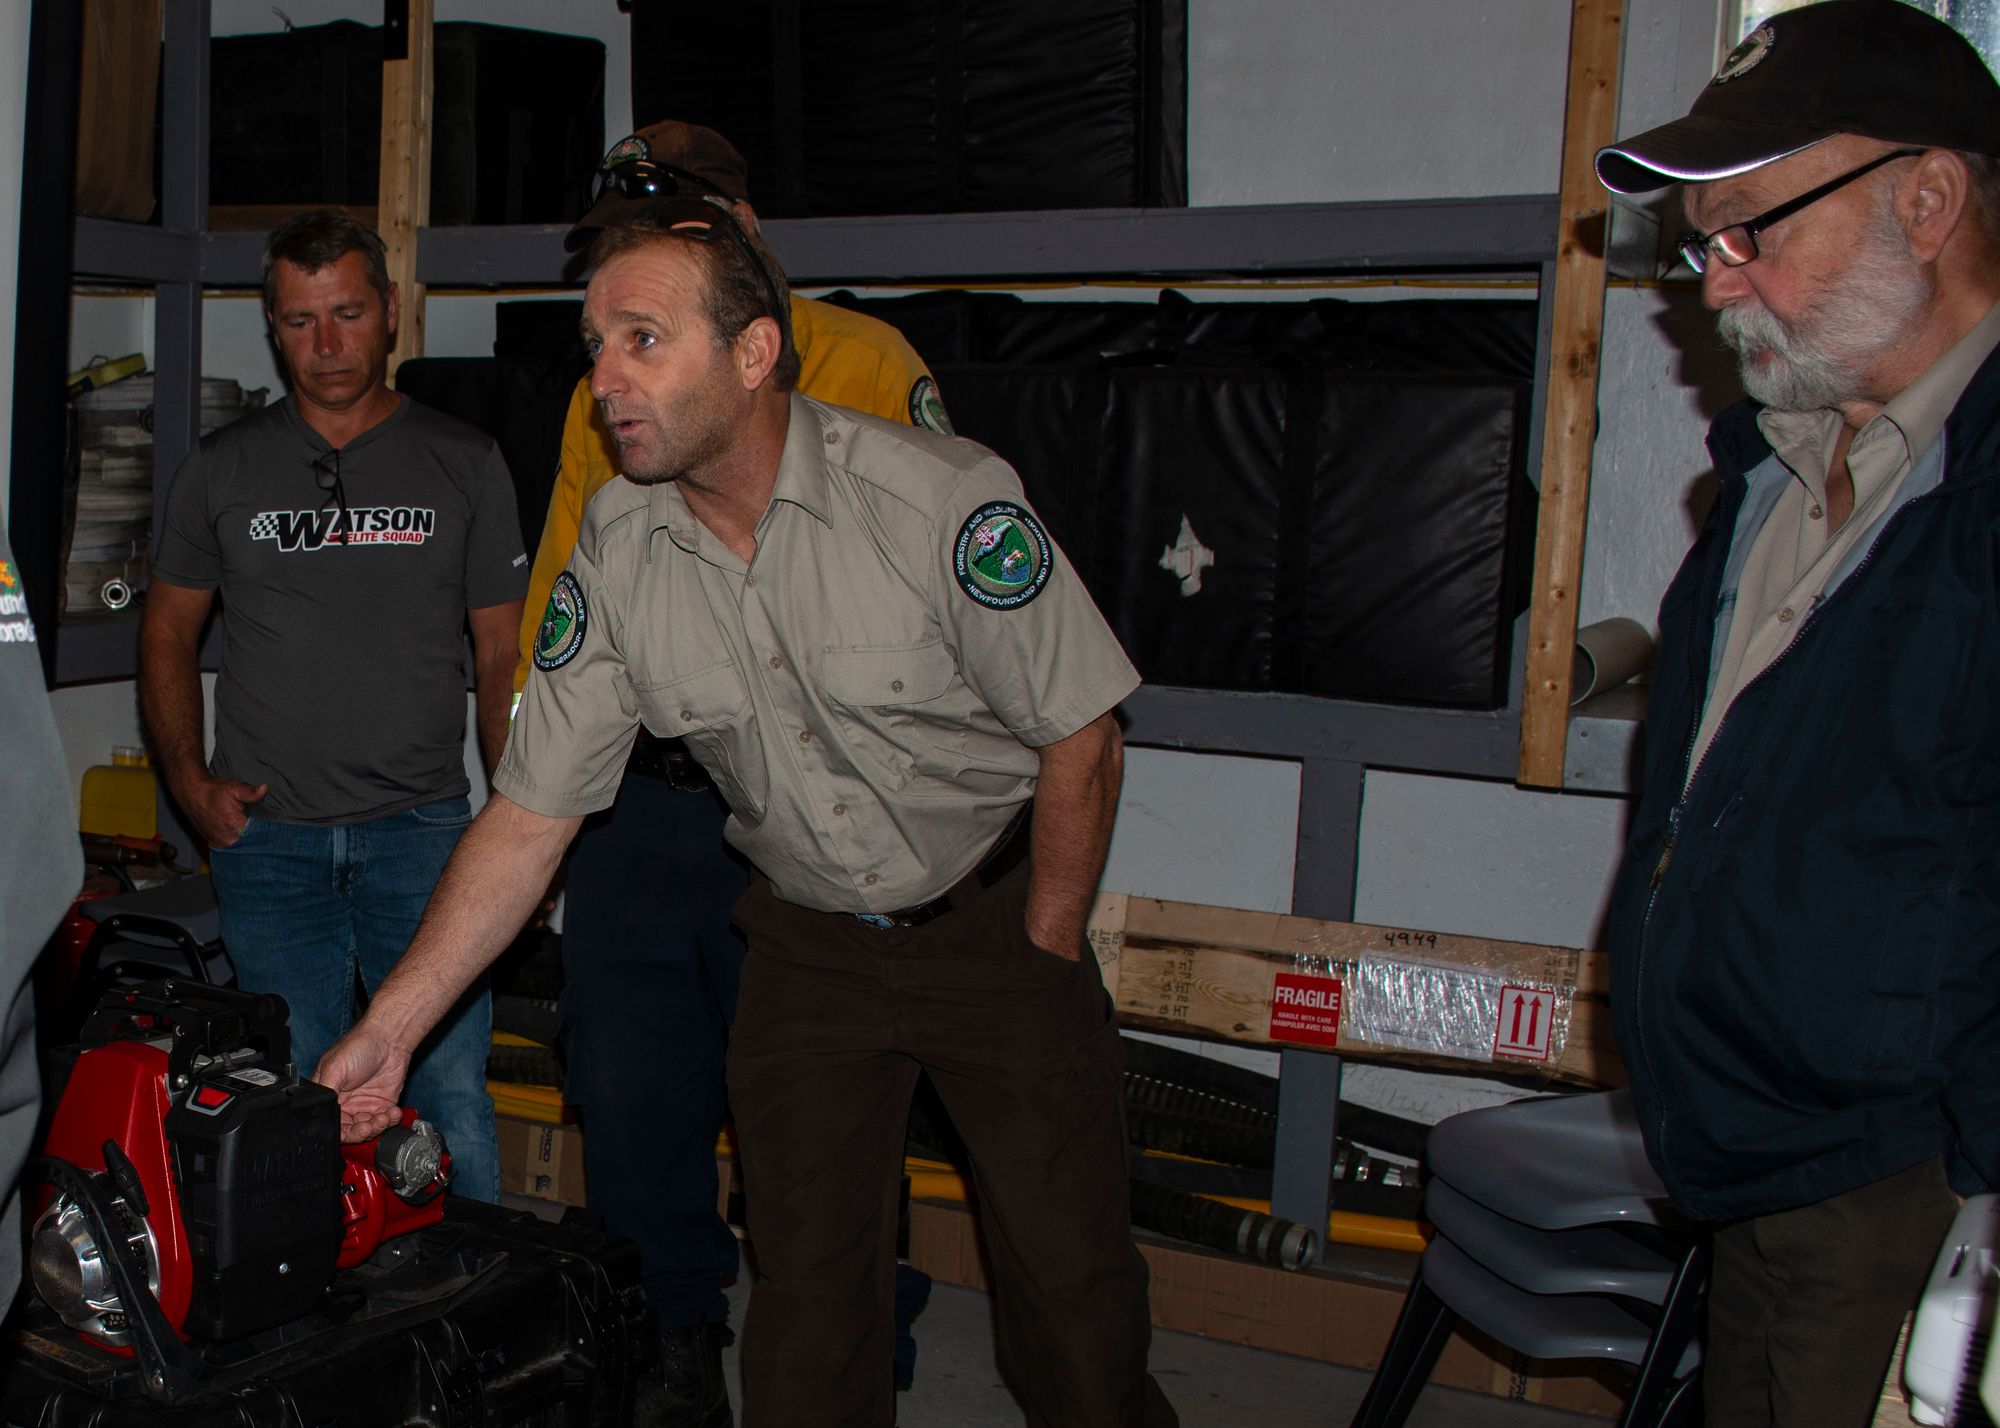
[1424,1179,1681,1302]
[1423,1231,1702,1374]
[1427,1090,1676,1231]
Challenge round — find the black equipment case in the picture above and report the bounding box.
[4,1199,652,1427]
[207,21,605,226]
[630,0,1188,217]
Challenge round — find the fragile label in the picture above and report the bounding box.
[1493,984,1556,1061]
[1268,972,1343,1047]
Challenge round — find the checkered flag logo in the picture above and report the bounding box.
[248,512,281,541]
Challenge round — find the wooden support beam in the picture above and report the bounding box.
[378,0,433,381]
[1517,0,1624,788]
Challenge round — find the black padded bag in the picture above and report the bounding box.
[630,0,1187,217]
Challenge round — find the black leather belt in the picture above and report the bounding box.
[627,732,714,792]
[852,806,1033,931]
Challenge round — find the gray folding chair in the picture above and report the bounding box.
[1349,1091,1707,1428]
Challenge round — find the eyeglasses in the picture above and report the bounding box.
[627,194,787,326]
[1677,148,1925,275]
[589,158,730,212]
[312,449,351,545]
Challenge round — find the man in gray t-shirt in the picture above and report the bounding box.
[139,210,526,1202]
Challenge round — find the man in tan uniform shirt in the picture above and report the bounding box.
[516,122,947,1424]
[319,207,1177,1427]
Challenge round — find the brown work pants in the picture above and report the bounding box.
[1703,1155,1959,1428]
[725,867,1178,1428]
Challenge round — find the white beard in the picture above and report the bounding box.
[1716,207,1930,412]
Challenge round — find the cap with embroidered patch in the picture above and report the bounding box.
[1596,0,2000,195]
[567,121,751,250]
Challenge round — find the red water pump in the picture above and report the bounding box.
[27,980,449,1403]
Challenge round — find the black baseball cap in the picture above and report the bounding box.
[1597,0,2000,194]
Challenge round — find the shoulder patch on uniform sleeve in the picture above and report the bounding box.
[909,375,954,435]
[533,571,589,670]
[952,501,1050,610]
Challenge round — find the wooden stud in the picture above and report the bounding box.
[378,0,433,381]
[1517,0,1625,788]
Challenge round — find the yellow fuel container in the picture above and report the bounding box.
[79,745,157,838]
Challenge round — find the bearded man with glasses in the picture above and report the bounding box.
[138,208,528,1207]
[1595,3,2000,1422]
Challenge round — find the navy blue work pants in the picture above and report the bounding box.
[557,770,749,1329]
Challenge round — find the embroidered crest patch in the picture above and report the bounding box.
[1712,24,1774,84]
[952,502,1051,610]
[533,572,588,671]
[909,376,954,435]
[601,133,650,169]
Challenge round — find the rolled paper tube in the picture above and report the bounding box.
[1570,617,1655,706]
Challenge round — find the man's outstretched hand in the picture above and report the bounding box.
[315,1026,412,1142]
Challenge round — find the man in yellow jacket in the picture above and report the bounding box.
[513,121,947,1428]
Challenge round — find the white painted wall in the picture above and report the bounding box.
[1190,0,1572,204]
[0,0,28,531]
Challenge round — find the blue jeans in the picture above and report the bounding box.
[208,796,498,1203]
[559,773,748,1328]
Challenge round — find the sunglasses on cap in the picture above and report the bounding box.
[622,194,787,325]
[588,158,732,211]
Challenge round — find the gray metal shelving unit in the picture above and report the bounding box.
[46,0,1637,1260]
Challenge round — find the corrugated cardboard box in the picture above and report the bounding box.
[1089,894,1623,1088]
[497,1114,588,1207]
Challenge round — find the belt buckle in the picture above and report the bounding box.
[853,912,897,931]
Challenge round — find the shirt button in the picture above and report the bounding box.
[745,574,757,588]
[890,679,904,694]
[1777,607,1795,623]
[679,709,693,722]
[798,729,812,743]
[825,430,839,445]
[832,803,846,816]
[864,873,879,886]
[1808,503,1824,519]
[769,655,782,669]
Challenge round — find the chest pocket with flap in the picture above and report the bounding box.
[632,660,765,814]
[819,640,964,788]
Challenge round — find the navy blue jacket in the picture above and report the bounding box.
[1606,347,2000,1224]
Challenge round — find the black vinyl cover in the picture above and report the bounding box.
[629,0,1187,217]
[467,291,1534,708]
[209,22,604,225]
[393,355,590,567]
[926,365,1109,592]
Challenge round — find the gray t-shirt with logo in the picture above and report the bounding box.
[154,395,527,823]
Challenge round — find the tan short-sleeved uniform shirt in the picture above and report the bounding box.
[497,393,1140,915]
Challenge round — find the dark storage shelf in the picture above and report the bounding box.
[77,196,1561,292]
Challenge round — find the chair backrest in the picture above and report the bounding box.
[1427,1090,1677,1231]
[1423,1178,1681,1302]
